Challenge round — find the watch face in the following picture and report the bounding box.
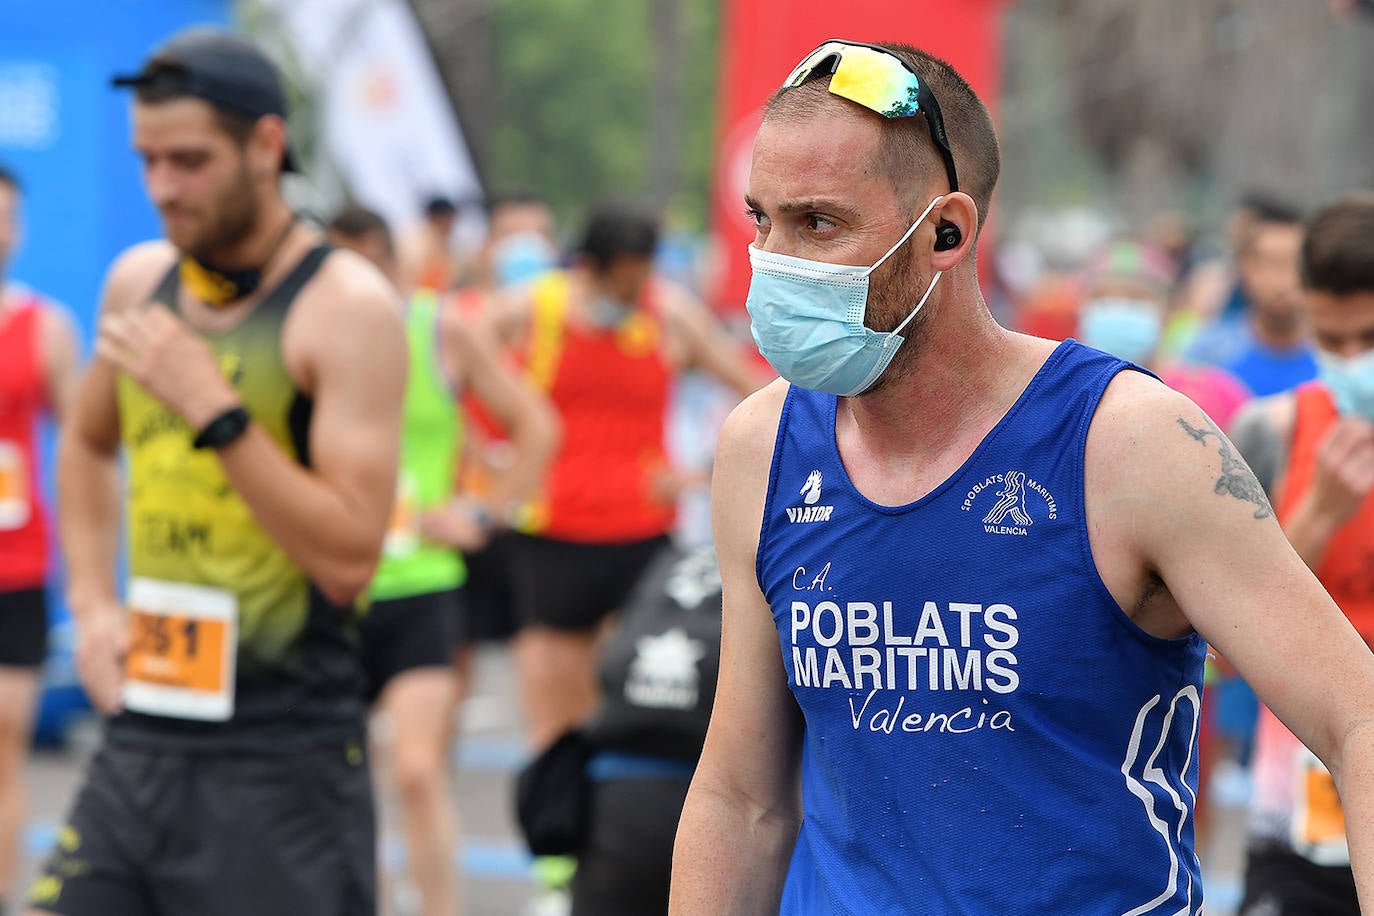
[194,406,250,450]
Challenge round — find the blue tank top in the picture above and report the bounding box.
[758,340,1208,915]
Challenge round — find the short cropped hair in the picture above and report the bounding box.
[328,204,395,259]
[1301,193,1374,296]
[1238,191,1302,226]
[0,164,19,195]
[765,41,1001,233]
[577,203,658,272]
[1237,194,1303,259]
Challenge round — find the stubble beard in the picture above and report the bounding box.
[860,242,933,397]
[180,161,260,265]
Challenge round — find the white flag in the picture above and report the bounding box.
[254,0,484,236]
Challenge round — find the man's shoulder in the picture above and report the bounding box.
[713,381,790,559]
[1,280,58,313]
[0,283,76,357]
[279,245,403,379]
[1098,365,1192,413]
[103,240,178,312]
[300,246,402,319]
[715,380,789,481]
[1085,365,1276,540]
[1088,369,1207,470]
[721,379,790,445]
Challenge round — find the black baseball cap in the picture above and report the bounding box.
[112,27,298,172]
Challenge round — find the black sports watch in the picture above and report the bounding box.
[192,405,251,450]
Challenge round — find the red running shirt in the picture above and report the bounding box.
[520,272,674,543]
[1248,381,1374,863]
[0,293,50,589]
[1276,382,1374,641]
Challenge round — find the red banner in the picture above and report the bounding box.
[707,0,1006,311]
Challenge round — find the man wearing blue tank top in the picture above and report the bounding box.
[670,39,1374,915]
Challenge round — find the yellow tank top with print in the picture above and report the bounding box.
[111,246,365,752]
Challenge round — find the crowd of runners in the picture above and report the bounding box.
[1,21,1373,916]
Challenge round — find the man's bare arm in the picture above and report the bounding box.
[443,309,558,513]
[60,243,168,711]
[39,304,80,423]
[213,259,406,605]
[670,381,802,915]
[1231,393,1374,571]
[1090,374,1374,909]
[95,250,406,607]
[1228,395,1292,499]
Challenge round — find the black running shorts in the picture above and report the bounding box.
[28,741,376,916]
[0,586,47,668]
[358,588,460,703]
[570,776,692,916]
[508,533,672,631]
[1239,842,1359,916]
[461,532,520,643]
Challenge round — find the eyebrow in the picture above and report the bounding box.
[743,194,861,220]
[134,143,214,157]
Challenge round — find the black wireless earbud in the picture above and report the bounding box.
[934,222,962,252]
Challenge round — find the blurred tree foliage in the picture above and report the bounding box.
[480,0,722,233]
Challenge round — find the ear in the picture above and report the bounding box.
[930,191,978,271]
[248,115,289,179]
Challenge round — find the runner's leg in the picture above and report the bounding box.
[0,667,38,903]
[514,626,600,750]
[378,666,462,916]
[0,586,46,907]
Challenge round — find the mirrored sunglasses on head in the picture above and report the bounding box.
[782,38,959,194]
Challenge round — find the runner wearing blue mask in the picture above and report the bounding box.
[1229,193,1374,916]
[672,40,1374,915]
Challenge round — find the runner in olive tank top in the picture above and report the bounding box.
[29,30,406,916]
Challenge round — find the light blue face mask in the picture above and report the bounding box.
[492,231,557,288]
[588,293,633,329]
[745,196,945,397]
[1316,348,1374,420]
[1079,297,1164,364]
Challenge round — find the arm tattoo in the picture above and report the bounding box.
[1177,416,1273,519]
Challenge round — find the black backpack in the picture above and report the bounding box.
[583,544,723,762]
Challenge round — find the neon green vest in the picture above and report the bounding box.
[370,291,466,600]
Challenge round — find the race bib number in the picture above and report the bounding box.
[1292,746,1349,866]
[122,578,237,722]
[0,440,31,531]
[383,474,419,557]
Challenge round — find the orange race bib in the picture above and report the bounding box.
[0,440,31,531]
[1292,746,1350,866]
[122,578,237,722]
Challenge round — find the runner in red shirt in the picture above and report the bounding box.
[1230,194,1374,914]
[487,202,765,751]
[0,164,78,912]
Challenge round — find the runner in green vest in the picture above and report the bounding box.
[330,206,556,916]
[371,289,468,603]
